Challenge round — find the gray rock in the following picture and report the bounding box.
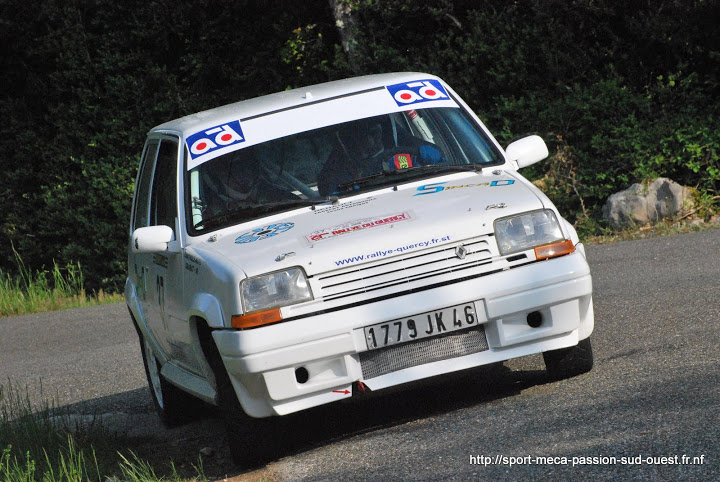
[602,178,695,229]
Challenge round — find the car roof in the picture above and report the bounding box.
[148,72,443,137]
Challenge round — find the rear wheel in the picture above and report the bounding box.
[139,334,201,426]
[543,337,594,381]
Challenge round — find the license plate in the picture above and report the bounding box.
[364,303,478,350]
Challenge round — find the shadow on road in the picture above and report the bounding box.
[55,361,551,479]
[283,362,547,451]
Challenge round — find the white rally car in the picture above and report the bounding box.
[126,72,593,465]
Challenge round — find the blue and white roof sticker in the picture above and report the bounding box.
[186,120,245,163]
[235,223,294,244]
[386,79,450,107]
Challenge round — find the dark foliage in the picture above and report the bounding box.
[1,0,718,292]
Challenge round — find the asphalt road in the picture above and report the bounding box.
[1,229,719,480]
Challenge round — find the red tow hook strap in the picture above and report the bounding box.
[354,381,367,395]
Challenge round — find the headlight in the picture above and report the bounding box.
[494,209,565,256]
[241,267,313,313]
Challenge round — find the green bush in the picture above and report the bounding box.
[1,0,718,291]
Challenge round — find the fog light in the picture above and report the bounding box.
[527,311,543,328]
[295,367,309,384]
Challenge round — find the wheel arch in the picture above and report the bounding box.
[188,292,226,328]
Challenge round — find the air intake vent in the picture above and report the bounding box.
[360,326,489,380]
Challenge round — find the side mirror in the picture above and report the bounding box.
[132,225,174,254]
[505,135,549,169]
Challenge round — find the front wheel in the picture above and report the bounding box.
[139,335,201,426]
[199,324,280,467]
[217,376,282,468]
[543,337,594,381]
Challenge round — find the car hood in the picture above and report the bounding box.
[197,171,545,277]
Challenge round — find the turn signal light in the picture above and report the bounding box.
[231,308,283,329]
[534,239,575,260]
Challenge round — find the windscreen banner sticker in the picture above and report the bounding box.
[414,180,515,196]
[306,212,411,243]
[186,120,245,165]
[334,236,451,266]
[235,223,294,244]
[313,197,376,214]
[386,79,450,106]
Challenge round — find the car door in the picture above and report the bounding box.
[131,136,182,359]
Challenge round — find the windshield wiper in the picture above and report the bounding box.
[194,198,332,230]
[407,164,486,174]
[336,171,397,191]
[336,164,486,192]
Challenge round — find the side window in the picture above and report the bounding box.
[150,139,179,228]
[133,140,160,230]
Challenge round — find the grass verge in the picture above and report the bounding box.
[583,218,720,245]
[0,382,207,481]
[0,249,123,318]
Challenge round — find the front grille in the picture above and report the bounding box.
[317,236,513,303]
[359,325,489,380]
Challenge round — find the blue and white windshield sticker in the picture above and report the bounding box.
[186,120,245,166]
[386,79,450,107]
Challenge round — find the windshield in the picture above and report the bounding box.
[186,107,503,234]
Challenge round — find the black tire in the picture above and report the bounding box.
[217,378,282,468]
[543,337,594,381]
[199,323,279,468]
[138,333,202,427]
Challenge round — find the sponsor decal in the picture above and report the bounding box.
[313,197,376,214]
[392,153,413,169]
[486,203,507,210]
[184,252,201,275]
[306,212,411,243]
[334,235,451,266]
[186,120,245,162]
[275,252,296,262]
[153,254,168,268]
[235,223,294,244]
[386,79,450,107]
[414,180,515,196]
[185,253,202,265]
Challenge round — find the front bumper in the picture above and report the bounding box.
[213,248,593,417]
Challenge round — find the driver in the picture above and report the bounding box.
[198,153,258,217]
[317,117,444,196]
